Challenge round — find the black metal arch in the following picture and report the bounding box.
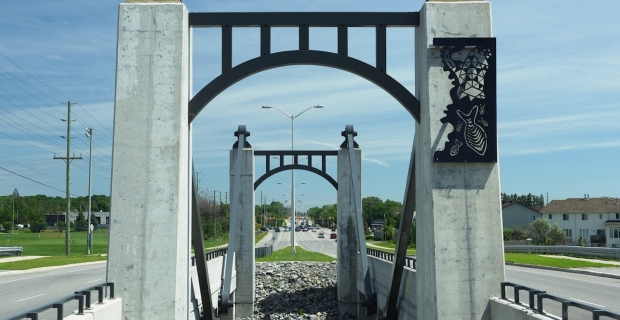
[188,50,420,123]
[254,164,337,190]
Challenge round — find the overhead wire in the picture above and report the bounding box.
[0,112,65,149]
[0,93,65,139]
[0,165,69,195]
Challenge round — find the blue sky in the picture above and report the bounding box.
[0,0,619,211]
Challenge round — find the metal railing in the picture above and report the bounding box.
[255,245,273,259]
[366,248,416,269]
[504,245,620,260]
[0,246,23,256]
[501,282,620,320]
[5,282,114,320]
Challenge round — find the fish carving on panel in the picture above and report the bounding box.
[433,38,496,163]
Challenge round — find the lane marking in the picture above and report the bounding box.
[15,294,44,302]
[86,279,103,284]
[0,265,105,285]
[570,298,605,308]
[505,266,620,288]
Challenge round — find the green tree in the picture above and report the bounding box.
[530,218,551,244]
[548,223,565,245]
[75,211,88,231]
[409,221,416,247]
[513,225,530,240]
[29,220,48,233]
[503,228,513,241]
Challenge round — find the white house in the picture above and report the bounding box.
[540,196,620,247]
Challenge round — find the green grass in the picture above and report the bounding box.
[256,246,334,262]
[1,230,109,256]
[255,230,270,244]
[366,240,416,255]
[505,253,618,268]
[0,255,107,270]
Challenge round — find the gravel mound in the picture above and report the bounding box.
[237,262,357,320]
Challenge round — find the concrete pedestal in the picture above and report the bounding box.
[337,148,362,317]
[107,3,189,320]
[415,1,505,319]
[229,148,255,317]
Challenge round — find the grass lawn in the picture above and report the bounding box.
[366,240,416,256]
[0,255,107,270]
[256,246,334,263]
[505,253,618,268]
[1,230,109,256]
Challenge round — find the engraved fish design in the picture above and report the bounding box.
[456,121,463,132]
[457,105,487,155]
[450,139,463,156]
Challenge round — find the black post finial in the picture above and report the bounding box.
[233,125,252,148]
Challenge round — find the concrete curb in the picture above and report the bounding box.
[506,262,620,280]
[0,260,106,276]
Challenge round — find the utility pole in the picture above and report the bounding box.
[86,128,93,255]
[12,189,18,234]
[54,101,82,256]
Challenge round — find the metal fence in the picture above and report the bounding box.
[501,282,620,320]
[0,246,23,256]
[366,248,416,269]
[5,282,114,320]
[504,245,620,260]
[255,245,273,259]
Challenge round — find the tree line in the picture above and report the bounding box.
[501,192,545,207]
[0,194,110,232]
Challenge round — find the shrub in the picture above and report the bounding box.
[503,228,513,241]
[513,226,530,240]
[530,218,551,244]
[29,221,48,233]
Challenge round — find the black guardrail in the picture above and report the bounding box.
[366,248,416,269]
[255,245,273,259]
[501,282,620,320]
[5,282,114,320]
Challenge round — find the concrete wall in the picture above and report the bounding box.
[229,148,255,317]
[489,298,549,320]
[415,1,505,319]
[337,148,362,317]
[65,298,123,320]
[190,255,237,318]
[107,3,189,320]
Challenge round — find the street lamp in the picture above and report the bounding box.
[85,128,93,255]
[263,104,323,253]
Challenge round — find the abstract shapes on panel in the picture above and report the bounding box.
[433,38,497,163]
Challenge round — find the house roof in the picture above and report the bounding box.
[501,202,541,214]
[604,220,620,225]
[540,197,620,213]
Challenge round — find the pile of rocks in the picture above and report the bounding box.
[237,262,356,320]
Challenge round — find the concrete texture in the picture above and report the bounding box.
[229,148,255,317]
[415,1,505,319]
[489,297,549,320]
[337,148,362,317]
[107,3,189,320]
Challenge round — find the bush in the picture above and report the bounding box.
[503,228,513,241]
[384,226,394,241]
[530,218,551,244]
[578,234,584,246]
[29,221,48,233]
[548,223,565,245]
[513,226,530,240]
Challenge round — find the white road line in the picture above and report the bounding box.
[0,265,105,285]
[86,279,103,284]
[570,298,605,308]
[505,266,620,288]
[15,294,44,302]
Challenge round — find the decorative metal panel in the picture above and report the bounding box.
[433,38,496,163]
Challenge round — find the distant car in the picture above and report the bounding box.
[275,227,280,232]
[260,226,268,231]
[318,233,324,238]
[302,228,308,232]
[312,228,317,232]
[330,233,337,239]
[295,227,301,232]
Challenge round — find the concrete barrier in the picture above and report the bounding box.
[489,297,549,320]
[64,298,123,320]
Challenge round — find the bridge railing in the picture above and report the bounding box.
[504,245,620,260]
[5,282,115,320]
[366,248,416,269]
[0,246,23,256]
[500,282,620,320]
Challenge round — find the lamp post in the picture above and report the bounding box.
[85,128,93,254]
[12,189,19,234]
[264,104,322,254]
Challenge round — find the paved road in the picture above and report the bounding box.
[2,240,620,320]
[0,262,107,319]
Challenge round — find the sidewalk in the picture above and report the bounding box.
[0,256,47,264]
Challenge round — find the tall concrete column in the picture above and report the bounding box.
[107,1,190,319]
[336,147,361,317]
[415,1,504,319]
[229,148,255,317]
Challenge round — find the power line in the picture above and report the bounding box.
[0,52,65,104]
[0,67,65,115]
[0,165,67,194]
[0,130,56,153]
[74,102,114,135]
[0,93,64,138]
[0,85,67,124]
[0,112,65,149]
[0,155,89,192]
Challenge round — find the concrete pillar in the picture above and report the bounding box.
[229,148,255,317]
[415,1,504,319]
[336,148,361,317]
[107,2,189,320]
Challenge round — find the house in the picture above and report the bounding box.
[501,202,542,230]
[539,196,620,247]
